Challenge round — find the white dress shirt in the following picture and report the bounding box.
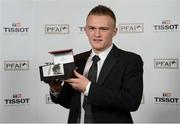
[81,44,113,123]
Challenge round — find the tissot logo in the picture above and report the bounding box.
[154,58,178,69]
[153,19,179,32]
[4,93,30,106]
[3,22,29,34]
[46,94,53,104]
[154,92,179,105]
[119,23,144,33]
[141,94,145,104]
[45,24,69,34]
[78,26,85,34]
[4,60,29,71]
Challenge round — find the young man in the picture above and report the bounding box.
[49,5,143,123]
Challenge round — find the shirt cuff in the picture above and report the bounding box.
[83,81,91,96]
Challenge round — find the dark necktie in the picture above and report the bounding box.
[83,55,100,123]
[87,55,100,83]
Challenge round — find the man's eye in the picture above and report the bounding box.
[100,28,108,31]
[89,27,95,30]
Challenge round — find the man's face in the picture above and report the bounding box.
[85,15,117,53]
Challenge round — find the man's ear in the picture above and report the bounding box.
[84,26,87,31]
[113,27,118,37]
[84,26,88,35]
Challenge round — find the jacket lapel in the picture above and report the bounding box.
[97,45,118,85]
[75,51,91,74]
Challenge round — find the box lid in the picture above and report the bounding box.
[48,49,74,64]
[48,49,72,55]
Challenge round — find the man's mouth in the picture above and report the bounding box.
[93,39,102,42]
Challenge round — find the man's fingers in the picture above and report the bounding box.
[65,80,77,88]
[65,78,78,83]
[73,70,82,78]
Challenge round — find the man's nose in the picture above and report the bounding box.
[95,29,100,37]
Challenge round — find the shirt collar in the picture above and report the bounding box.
[90,44,113,61]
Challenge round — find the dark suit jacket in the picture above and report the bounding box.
[51,44,143,123]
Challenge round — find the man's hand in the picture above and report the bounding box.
[65,70,89,92]
[49,81,62,93]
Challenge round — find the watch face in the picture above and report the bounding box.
[42,63,64,77]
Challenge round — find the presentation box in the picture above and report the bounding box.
[39,49,75,83]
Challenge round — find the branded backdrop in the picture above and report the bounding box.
[0,0,180,123]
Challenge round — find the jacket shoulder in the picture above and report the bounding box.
[114,46,143,62]
[74,51,90,57]
[74,51,91,61]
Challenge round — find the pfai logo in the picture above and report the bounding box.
[45,94,53,104]
[154,58,178,69]
[45,24,69,34]
[4,60,29,71]
[119,23,144,33]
